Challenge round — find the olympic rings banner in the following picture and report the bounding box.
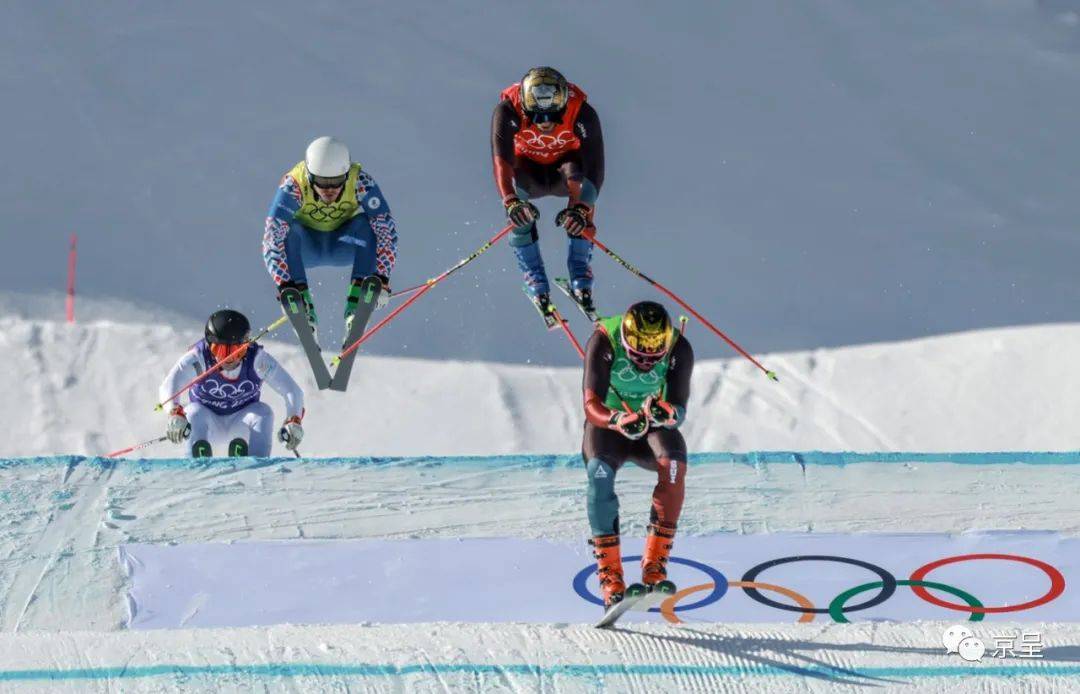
[121,532,1075,629]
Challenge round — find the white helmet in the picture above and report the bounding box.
[305,136,350,179]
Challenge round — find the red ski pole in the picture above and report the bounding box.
[333,224,514,365]
[106,435,168,458]
[582,229,778,382]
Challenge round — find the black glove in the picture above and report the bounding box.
[555,203,592,237]
[608,410,649,440]
[504,197,539,227]
[643,395,681,429]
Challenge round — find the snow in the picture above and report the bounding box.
[1,308,1080,690]
[5,307,1080,459]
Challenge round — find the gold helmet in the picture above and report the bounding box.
[520,67,569,123]
[621,301,674,370]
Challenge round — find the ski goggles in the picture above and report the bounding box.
[525,108,565,125]
[310,173,348,189]
[622,332,672,370]
[209,341,249,364]
[625,346,667,371]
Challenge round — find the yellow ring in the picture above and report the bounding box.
[660,580,816,624]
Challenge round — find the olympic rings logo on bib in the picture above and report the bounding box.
[572,553,1066,624]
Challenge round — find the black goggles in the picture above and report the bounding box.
[310,173,347,189]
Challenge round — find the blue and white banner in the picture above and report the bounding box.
[120,531,1076,629]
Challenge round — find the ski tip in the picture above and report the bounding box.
[765,370,779,382]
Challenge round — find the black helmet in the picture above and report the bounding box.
[620,301,673,370]
[520,66,569,124]
[205,309,251,345]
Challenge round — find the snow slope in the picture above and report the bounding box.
[1,311,1080,690]
[4,310,1080,458]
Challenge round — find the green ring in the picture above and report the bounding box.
[829,580,985,623]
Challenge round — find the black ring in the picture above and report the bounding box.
[740,555,897,614]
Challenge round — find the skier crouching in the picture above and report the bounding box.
[159,310,306,457]
[582,301,693,610]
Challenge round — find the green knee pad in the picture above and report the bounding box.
[586,458,619,536]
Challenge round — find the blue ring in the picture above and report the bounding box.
[573,555,728,612]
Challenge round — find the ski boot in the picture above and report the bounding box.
[300,288,318,339]
[641,522,678,596]
[590,534,627,607]
[343,279,365,336]
[572,286,597,321]
[525,290,560,330]
[228,438,249,457]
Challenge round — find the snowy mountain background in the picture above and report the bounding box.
[3,1,1080,366]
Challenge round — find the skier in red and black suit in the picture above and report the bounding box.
[491,66,605,317]
[582,301,694,608]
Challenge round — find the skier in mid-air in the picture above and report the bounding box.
[580,301,693,621]
[160,310,306,457]
[262,136,399,389]
[491,66,605,324]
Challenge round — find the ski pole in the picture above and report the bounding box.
[581,229,778,382]
[105,435,168,459]
[333,224,514,366]
[554,311,585,359]
[154,315,290,412]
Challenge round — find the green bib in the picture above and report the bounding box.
[288,161,363,232]
[598,315,679,412]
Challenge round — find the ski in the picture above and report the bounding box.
[554,277,599,322]
[279,287,332,390]
[595,582,649,629]
[522,287,560,331]
[328,276,383,392]
[631,580,678,612]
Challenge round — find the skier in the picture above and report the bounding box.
[581,301,693,612]
[160,310,306,457]
[491,67,605,321]
[262,136,397,337]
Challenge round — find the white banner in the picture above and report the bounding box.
[120,531,1077,629]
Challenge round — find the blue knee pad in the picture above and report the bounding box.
[586,458,619,536]
[567,237,594,291]
[510,225,549,295]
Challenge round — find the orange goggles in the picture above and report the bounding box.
[209,342,249,364]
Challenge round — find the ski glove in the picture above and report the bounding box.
[608,410,648,440]
[166,405,191,444]
[555,203,592,237]
[643,395,682,429]
[278,416,304,452]
[504,196,539,227]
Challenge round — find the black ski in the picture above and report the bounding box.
[595,582,649,629]
[554,277,599,322]
[279,287,332,390]
[523,287,560,331]
[328,276,383,392]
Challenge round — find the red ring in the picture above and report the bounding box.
[909,554,1065,614]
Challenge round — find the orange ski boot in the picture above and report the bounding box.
[590,534,627,607]
[641,523,677,596]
